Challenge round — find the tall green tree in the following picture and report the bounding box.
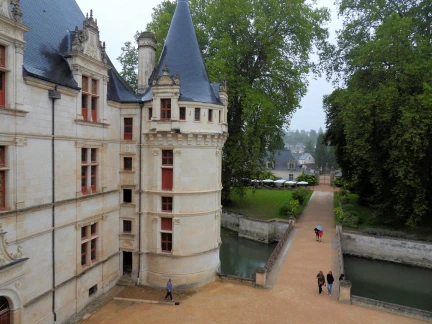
[323,0,432,227]
[117,31,142,92]
[314,133,327,172]
[119,0,330,203]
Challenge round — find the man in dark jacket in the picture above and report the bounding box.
[326,271,334,296]
[164,278,173,301]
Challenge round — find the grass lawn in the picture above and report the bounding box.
[224,188,313,220]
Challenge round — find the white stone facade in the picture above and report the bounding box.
[0,1,228,323]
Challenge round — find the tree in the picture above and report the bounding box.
[323,0,432,227]
[304,140,315,156]
[119,0,330,203]
[117,31,142,92]
[314,133,327,173]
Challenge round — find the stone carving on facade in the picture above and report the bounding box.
[15,40,25,54]
[173,218,180,225]
[71,10,107,64]
[0,0,22,23]
[152,217,158,223]
[152,64,180,86]
[15,136,27,147]
[125,144,132,153]
[174,149,181,155]
[0,229,26,267]
[152,149,159,156]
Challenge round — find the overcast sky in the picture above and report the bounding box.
[75,0,342,132]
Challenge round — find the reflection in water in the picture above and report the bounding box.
[220,231,276,279]
[344,254,432,312]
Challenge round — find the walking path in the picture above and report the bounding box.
[82,180,425,324]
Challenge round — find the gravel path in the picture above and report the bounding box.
[82,179,425,324]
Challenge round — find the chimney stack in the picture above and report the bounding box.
[137,32,156,94]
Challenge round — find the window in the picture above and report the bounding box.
[161,99,171,120]
[81,77,98,122]
[289,174,294,181]
[162,150,173,191]
[124,118,133,140]
[208,109,213,122]
[123,189,132,203]
[194,108,200,121]
[81,223,99,267]
[161,217,172,252]
[123,220,132,233]
[219,110,222,123]
[124,157,133,171]
[89,284,97,296]
[0,46,6,107]
[288,162,295,170]
[0,146,5,210]
[162,197,172,212]
[81,148,98,194]
[148,108,153,120]
[179,107,186,120]
[162,150,173,165]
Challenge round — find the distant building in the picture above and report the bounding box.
[265,150,303,180]
[285,142,304,154]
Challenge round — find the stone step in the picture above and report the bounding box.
[117,276,135,287]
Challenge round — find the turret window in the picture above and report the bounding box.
[161,99,171,120]
[179,107,186,120]
[162,197,173,212]
[208,109,213,122]
[161,217,173,252]
[194,108,201,121]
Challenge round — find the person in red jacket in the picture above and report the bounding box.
[316,271,326,294]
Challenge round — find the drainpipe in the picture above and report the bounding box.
[48,86,61,322]
[137,101,144,284]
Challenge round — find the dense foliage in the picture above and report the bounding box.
[323,0,432,227]
[118,0,330,203]
[295,173,318,186]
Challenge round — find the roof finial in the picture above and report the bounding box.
[163,64,170,75]
[90,9,93,19]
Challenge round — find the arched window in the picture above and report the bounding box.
[0,296,10,324]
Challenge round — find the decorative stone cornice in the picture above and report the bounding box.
[151,64,180,87]
[0,227,26,266]
[71,10,107,64]
[0,0,22,23]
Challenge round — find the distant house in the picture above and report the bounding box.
[265,150,304,180]
[299,153,315,165]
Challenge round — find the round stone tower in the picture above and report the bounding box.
[138,0,228,289]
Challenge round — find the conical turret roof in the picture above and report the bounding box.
[144,0,221,105]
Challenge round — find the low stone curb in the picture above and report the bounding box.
[113,297,180,306]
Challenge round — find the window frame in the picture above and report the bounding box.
[80,223,100,268]
[208,109,213,122]
[161,217,173,252]
[194,108,201,121]
[160,99,171,121]
[123,220,132,233]
[123,188,133,203]
[161,197,173,212]
[81,76,99,122]
[0,170,5,211]
[81,148,99,194]
[124,157,133,171]
[179,107,186,120]
[148,108,153,120]
[162,150,173,166]
[124,118,133,140]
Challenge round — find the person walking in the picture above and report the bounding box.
[318,229,323,242]
[316,271,326,294]
[326,271,334,296]
[314,228,319,241]
[164,278,173,301]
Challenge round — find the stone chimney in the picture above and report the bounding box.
[137,32,156,94]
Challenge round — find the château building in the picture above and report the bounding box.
[0,0,227,323]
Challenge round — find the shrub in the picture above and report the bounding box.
[341,203,355,211]
[279,204,290,216]
[295,174,318,186]
[340,196,349,204]
[342,212,359,228]
[339,188,348,197]
[279,199,300,217]
[332,177,345,187]
[292,187,308,204]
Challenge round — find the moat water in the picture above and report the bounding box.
[344,255,432,312]
[220,229,276,279]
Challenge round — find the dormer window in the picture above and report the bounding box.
[288,162,295,170]
[161,99,171,120]
[81,76,99,122]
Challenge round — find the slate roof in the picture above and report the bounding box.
[21,0,138,102]
[266,150,301,171]
[141,0,222,105]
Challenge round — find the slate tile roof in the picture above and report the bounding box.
[21,0,138,102]
[142,0,222,105]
